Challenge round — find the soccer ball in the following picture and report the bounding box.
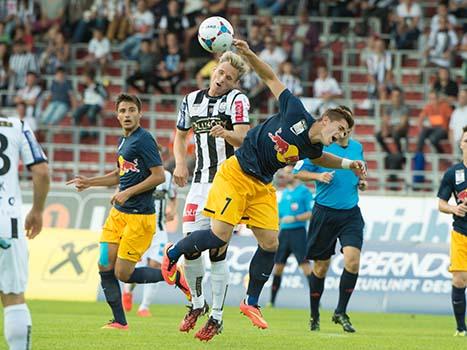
[198,16,234,53]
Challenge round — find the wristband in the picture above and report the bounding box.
[341,158,352,169]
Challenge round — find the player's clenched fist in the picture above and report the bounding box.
[350,160,367,178]
[66,175,91,192]
[232,39,251,56]
[173,164,189,187]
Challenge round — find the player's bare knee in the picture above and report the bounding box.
[260,237,279,252]
[452,273,467,288]
[344,259,360,274]
[114,268,132,282]
[313,260,330,278]
[274,264,285,275]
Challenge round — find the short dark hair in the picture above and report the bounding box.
[115,93,142,112]
[322,105,354,129]
[463,125,467,134]
[26,70,37,77]
[56,66,66,73]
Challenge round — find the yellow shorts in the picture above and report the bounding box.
[203,156,279,231]
[100,207,156,263]
[449,230,467,272]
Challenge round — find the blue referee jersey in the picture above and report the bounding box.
[279,184,314,230]
[293,139,364,209]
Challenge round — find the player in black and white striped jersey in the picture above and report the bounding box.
[173,51,250,339]
[0,117,49,350]
[122,169,178,317]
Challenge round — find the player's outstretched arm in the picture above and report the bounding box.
[233,39,286,100]
[295,170,334,184]
[66,168,120,191]
[312,152,367,178]
[26,162,50,239]
[209,123,249,147]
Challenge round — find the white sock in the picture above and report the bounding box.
[123,283,133,293]
[4,304,32,350]
[210,260,229,321]
[139,283,159,310]
[183,256,205,309]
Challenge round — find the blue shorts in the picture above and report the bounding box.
[306,203,364,261]
[275,227,307,264]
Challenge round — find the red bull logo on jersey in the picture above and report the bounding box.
[268,128,299,164]
[457,189,467,202]
[118,156,140,176]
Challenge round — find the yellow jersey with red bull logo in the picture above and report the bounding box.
[438,162,467,236]
[115,127,162,214]
[235,89,323,184]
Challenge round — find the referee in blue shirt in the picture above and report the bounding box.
[270,166,313,307]
[294,130,367,333]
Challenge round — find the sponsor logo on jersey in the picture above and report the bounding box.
[234,100,244,122]
[457,189,467,202]
[118,156,140,176]
[183,203,198,222]
[290,119,307,135]
[268,128,299,164]
[192,118,227,134]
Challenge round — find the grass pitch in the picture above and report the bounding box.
[0,300,465,350]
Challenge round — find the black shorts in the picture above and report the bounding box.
[274,227,307,264]
[306,203,364,261]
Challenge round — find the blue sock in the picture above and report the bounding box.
[99,270,127,325]
[335,269,358,314]
[452,286,466,331]
[168,229,227,261]
[126,267,163,284]
[309,272,325,320]
[246,246,275,306]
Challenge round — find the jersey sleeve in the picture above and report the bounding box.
[230,93,250,125]
[20,121,47,167]
[278,88,308,123]
[140,133,163,169]
[437,169,454,201]
[176,95,191,130]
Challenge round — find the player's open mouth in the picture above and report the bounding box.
[331,136,337,142]
[216,82,221,87]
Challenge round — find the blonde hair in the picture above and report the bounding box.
[218,51,249,80]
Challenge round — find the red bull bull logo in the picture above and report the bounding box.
[268,128,299,164]
[118,155,140,176]
[458,189,467,202]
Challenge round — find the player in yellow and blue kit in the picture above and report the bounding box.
[67,94,190,330]
[162,39,366,332]
[437,125,467,337]
[269,166,313,307]
[294,129,367,333]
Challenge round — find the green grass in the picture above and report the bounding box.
[0,300,465,350]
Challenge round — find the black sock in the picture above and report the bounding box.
[126,267,163,284]
[452,286,466,331]
[99,270,127,325]
[246,246,275,305]
[168,229,227,261]
[270,274,282,304]
[335,269,358,314]
[309,272,325,320]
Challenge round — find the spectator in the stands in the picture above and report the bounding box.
[41,67,75,126]
[366,38,392,100]
[153,32,185,94]
[359,0,396,34]
[39,30,70,74]
[449,0,467,19]
[183,11,210,59]
[12,24,34,51]
[259,35,287,74]
[430,3,457,35]
[121,0,155,60]
[0,42,9,105]
[66,0,94,43]
[86,28,111,75]
[278,61,303,96]
[34,0,65,36]
[107,0,131,42]
[205,0,228,17]
[0,21,10,44]
[425,15,458,68]
[9,39,38,89]
[255,0,287,15]
[313,65,343,116]
[248,22,265,54]
[158,0,190,47]
[14,71,42,131]
[431,67,459,106]
[375,87,410,155]
[449,89,467,158]
[461,29,467,83]
[284,11,319,79]
[329,0,360,34]
[73,69,108,139]
[392,0,422,49]
[417,90,453,154]
[125,38,161,93]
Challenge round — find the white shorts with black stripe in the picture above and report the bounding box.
[0,238,28,294]
[182,183,212,235]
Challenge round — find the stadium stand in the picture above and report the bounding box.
[0,0,466,193]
